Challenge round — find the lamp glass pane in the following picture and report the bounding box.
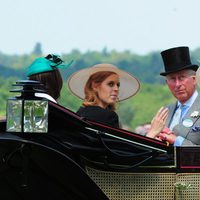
[6,99,22,132]
[24,100,48,133]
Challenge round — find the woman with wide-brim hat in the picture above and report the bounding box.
[67,63,140,128]
[67,63,168,133]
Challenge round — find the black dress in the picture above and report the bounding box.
[77,106,119,128]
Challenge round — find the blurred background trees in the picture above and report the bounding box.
[0,43,199,130]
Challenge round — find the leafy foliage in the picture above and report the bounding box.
[0,46,199,130]
[32,42,43,56]
[0,76,19,115]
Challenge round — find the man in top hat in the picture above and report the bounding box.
[159,46,200,146]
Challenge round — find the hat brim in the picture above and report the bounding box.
[67,64,140,101]
[160,64,199,76]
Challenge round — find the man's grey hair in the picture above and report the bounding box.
[186,69,196,76]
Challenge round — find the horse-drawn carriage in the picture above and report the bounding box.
[0,80,200,200]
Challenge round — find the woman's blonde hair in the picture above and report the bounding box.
[83,71,118,111]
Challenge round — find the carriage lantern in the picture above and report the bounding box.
[6,80,48,133]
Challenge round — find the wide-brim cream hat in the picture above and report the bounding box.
[67,63,140,101]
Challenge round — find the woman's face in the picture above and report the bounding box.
[94,74,120,108]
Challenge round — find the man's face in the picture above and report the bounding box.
[165,69,196,104]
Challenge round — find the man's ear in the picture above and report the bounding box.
[192,75,197,83]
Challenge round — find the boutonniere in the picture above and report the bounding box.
[190,111,200,118]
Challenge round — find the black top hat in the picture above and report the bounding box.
[160,46,199,76]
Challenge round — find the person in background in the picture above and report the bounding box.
[27,54,73,103]
[135,122,151,136]
[153,46,200,146]
[67,63,168,135]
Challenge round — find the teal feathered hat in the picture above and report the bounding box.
[27,54,73,76]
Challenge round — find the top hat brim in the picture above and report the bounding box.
[160,64,199,76]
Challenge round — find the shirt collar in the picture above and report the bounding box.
[35,93,57,103]
[177,90,198,107]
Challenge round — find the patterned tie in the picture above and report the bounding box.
[169,104,185,130]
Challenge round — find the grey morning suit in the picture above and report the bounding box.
[166,95,200,146]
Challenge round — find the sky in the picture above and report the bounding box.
[1,0,200,55]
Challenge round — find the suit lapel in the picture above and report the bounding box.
[173,94,200,138]
[166,103,177,127]
[183,94,200,120]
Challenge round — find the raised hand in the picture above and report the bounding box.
[146,107,169,138]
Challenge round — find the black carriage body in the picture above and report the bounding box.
[0,101,200,200]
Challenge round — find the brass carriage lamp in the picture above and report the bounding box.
[6,80,48,133]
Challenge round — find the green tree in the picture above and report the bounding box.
[32,42,43,55]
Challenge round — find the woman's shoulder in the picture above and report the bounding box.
[76,106,119,128]
[77,106,117,116]
[35,93,57,103]
[77,106,103,116]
